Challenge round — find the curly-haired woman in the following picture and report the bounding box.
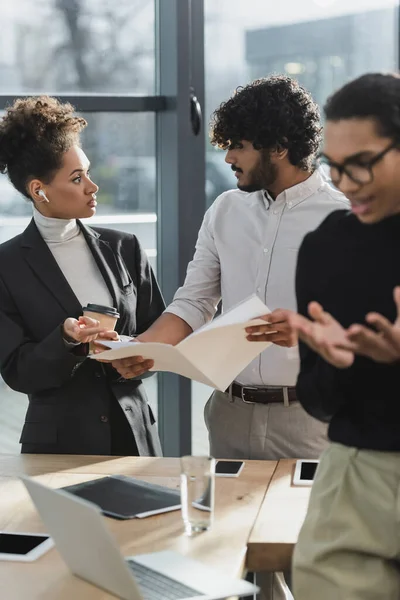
[0,96,164,456]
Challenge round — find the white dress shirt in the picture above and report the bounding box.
[165,169,349,386]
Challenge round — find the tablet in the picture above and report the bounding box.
[292,460,319,486]
[0,532,54,562]
[215,460,244,477]
[62,475,181,519]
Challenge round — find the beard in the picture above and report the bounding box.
[236,150,277,193]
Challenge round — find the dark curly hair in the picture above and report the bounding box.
[210,76,322,170]
[324,73,400,139]
[0,96,87,199]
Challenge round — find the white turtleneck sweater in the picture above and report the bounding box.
[33,207,113,309]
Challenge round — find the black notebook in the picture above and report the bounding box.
[62,475,181,520]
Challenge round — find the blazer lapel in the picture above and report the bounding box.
[79,223,125,312]
[20,219,82,318]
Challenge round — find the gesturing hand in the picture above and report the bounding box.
[289,302,354,369]
[63,316,109,344]
[347,286,400,363]
[246,309,298,347]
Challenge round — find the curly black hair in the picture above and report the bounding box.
[210,76,322,170]
[0,96,87,199]
[324,73,400,139]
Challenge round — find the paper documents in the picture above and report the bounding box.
[91,295,272,391]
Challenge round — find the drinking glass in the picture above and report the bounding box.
[180,455,215,535]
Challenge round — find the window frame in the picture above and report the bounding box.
[0,0,206,457]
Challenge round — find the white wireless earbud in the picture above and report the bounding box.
[37,190,50,203]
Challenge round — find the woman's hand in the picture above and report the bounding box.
[95,330,121,345]
[63,316,110,344]
[289,302,355,369]
[91,330,121,362]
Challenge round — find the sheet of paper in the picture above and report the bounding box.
[89,342,217,387]
[179,321,271,390]
[192,294,270,334]
[176,295,272,390]
[90,295,273,390]
[97,340,143,352]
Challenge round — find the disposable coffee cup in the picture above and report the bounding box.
[82,304,120,352]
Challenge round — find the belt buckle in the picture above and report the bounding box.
[241,386,258,404]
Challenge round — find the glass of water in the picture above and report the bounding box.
[180,455,215,535]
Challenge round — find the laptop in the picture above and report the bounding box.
[21,476,259,600]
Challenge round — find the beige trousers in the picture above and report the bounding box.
[204,390,328,600]
[293,442,400,600]
[204,390,328,460]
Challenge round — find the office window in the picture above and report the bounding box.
[1,0,155,94]
[0,0,158,452]
[191,0,399,454]
[204,0,398,200]
[0,1,206,457]
[205,0,397,117]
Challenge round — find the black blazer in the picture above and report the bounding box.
[0,219,165,456]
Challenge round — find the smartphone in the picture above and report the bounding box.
[215,460,244,477]
[292,460,319,486]
[0,532,54,562]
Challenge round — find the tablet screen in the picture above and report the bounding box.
[0,533,50,555]
[215,461,244,475]
[300,461,318,481]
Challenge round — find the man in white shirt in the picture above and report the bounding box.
[110,75,348,600]
[112,75,348,463]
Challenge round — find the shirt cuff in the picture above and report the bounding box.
[164,303,209,332]
[63,337,81,349]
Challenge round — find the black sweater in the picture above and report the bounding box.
[296,209,400,451]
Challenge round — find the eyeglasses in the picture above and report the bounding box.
[318,141,398,186]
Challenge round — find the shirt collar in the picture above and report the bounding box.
[264,168,325,210]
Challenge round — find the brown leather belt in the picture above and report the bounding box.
[228,383,297,405]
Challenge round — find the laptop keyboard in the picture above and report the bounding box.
[127,559,202,600]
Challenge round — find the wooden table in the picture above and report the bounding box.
[247,459,311,573]
[0,454,277,599]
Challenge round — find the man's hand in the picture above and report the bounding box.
[347,286,400,363]
[289,302,354,369]
[93,334,154,376]
[111,356,155,380]
[245,309,298,347]
[63,316,109,344]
